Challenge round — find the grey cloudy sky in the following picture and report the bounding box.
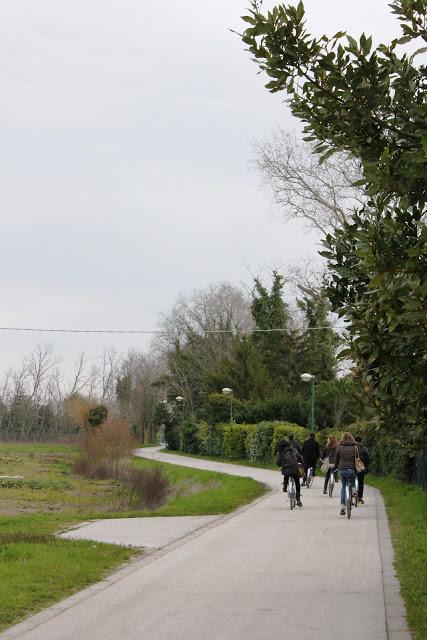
[0,0,399,374]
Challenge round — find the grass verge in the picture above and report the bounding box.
[368,475,427,640]
[0,443,266,631]
[159,448,277,470]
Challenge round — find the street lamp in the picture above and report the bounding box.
[222,387,233,425]
[175,396,184,418]
[300,373,316,431]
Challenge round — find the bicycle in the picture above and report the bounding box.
[327,467,336,498]
[305,466,314,489]
[344,473,357,519]
[352,476,359,508]
[287,477,296,510]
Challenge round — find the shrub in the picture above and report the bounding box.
[222,424,255,459]
[180,419,201,454]
[197,421,224,456]
[118,467,170,510]
[165,420,181,450]
[247,422,275,463]
[239,393,308,426]
[204,393,244,425]
[75,419,137,478]
[271,422,309,456]
[348,420,415,482]
[87,405,108,428]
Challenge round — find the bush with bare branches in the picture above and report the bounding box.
[75,420,137,479]
[117,467,170,510]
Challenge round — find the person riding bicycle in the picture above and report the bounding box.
[321,435,338,494]
[289,433,302,455]
[354,435,370,504]
[333,432,358,516]
[301,432,320,485]
[277,439,304,507]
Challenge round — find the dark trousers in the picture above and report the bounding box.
[283,474,301,499]
[357,472,365,498]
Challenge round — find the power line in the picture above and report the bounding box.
[0,325,347,335]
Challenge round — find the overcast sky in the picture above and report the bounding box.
[0,0,399,375]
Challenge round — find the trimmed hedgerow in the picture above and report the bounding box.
[222,424,255,460]
[247,422,275,463]
[271,423,309,457]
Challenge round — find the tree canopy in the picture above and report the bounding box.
[241,0,427,444]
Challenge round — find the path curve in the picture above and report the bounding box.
[0,448,409,640]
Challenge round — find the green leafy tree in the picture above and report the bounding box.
[241,1,427,444]
[206,335,273,400]
[297,294,339,382]
[251,271,297,389]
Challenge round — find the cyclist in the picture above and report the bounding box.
[334,432,358,516]
[301,432,320,485]
[289,433,302,455]
[321,435,338,494]
[354,435,370,504]
[277,439,304,507]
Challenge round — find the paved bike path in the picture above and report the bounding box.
[0,448,408,640]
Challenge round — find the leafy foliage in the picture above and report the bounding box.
[241,1,427,445]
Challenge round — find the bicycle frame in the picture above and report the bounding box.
[344,473,356,519]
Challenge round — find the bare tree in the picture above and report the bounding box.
[100,348,120,404]
[117,350,164,442]
[153,282,254,413]
[157,281,253,355]
[253,129,365,235]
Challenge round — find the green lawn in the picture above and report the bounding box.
[367,476,427,640]
[0,443,266,631]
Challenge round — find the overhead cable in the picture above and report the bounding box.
[0,325,347,335]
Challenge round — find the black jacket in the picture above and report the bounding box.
[302,438,320,465]
[357,443,370,471]
[290,437,302,454]
[277,445,303,476]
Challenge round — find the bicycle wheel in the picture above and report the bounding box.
[346,483,352,519]
[306,468,314,488]
[328,477,334,498]
[289,480,295,510]
[353,478,359,507]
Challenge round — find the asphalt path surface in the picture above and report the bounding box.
[1,448,389,640]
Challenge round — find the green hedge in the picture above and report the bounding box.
[348,421,416,483]
[271,423,309,456]
[221,424,255,460]
[197,421,224,456]
[247,422,275,463]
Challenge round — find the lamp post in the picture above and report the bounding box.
[300,373,316,431]
[221,387,233,425]
[175,396,184,419]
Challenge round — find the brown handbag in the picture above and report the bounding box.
[355,447,365,473]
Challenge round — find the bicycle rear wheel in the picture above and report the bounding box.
[306,468,314,488]
[289,480,296,510]
[346,484,352,519]
[328,478,334,498]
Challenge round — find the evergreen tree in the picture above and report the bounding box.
[251,271,297,390]
[297,294,339,381]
